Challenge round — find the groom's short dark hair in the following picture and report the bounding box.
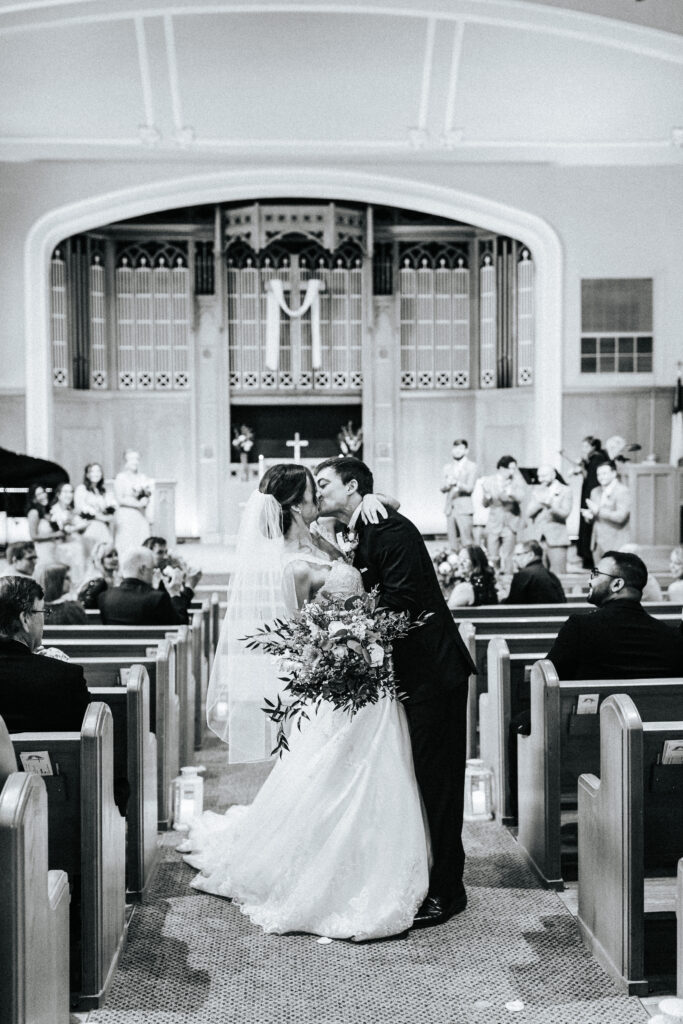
[315,457,374,496]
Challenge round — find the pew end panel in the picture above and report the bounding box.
[578,695,683,995]
[79,640,178,829]
[678,858,683,997]
[10,702,127,1009]
[89,668,160,902]
[517,659,564,890]
[480,638,512,822]
[127,665,160,901]
[80,701,127,1006]
[458,621,477,760]
[0,772,70,1024]
[0,714,18,786]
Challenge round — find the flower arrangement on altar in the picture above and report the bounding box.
[232,425,255,454]
[432,547,460,597]
[242,588,429,755]
[337,420,363,456]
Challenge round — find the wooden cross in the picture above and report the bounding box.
[285,432,309,462]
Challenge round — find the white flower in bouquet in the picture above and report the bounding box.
[366,642,385,667]
[447,553,459,566]
[328,621,347,636]
[333,645,348,660]
[438,561,451,576]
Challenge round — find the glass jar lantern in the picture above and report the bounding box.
[464,759,493,821]
[171,765,205,831]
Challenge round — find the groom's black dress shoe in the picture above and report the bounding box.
[412,889,467,929]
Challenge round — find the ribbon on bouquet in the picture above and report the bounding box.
[265,278,324,370]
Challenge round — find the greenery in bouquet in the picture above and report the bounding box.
[242,588,429,755]
[432,547,461,597]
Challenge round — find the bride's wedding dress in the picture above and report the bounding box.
[182,556,430,941]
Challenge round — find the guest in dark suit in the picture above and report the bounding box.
[142,535,201,622]
[574,436,609,570]
[504,540,566,605]
[508,550,683,816]
[315,457,476,929]
[98,547,185,625]
[0,575,90,732]
[546,550,683,679]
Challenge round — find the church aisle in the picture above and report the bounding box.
[85,742,649,1024]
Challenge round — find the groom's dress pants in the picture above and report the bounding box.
[404,684,468,900]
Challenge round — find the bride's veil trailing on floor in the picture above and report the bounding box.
[206,489,295,763]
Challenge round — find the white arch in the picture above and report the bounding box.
[24,167,563,462]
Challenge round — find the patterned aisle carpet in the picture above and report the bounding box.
[87,740,648,1024]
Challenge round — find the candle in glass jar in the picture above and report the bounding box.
[471,789,486,815]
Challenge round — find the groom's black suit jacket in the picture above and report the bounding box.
[352,507,476,703]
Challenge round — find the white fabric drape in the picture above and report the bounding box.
[265,279,323,371]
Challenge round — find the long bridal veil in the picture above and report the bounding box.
[206,489,295,763]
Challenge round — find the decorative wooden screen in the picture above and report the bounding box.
[50,249,69,387]
[479,248,497,388]
[115,242,191,390]
[89,251,107,389]
[516,249,534,386]
[399,242,470,389]
[226,239,363,393]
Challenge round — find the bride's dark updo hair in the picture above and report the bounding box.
[259,464,316,536]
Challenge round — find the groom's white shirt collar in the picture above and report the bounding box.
[348,504,364,532]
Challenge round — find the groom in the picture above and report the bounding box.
[315,457,476,928]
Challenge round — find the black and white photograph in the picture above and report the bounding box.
[1,1,683,1022]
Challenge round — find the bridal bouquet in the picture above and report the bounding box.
[243,589,427,755]
[337,420,363,456]
[232,424,255,453]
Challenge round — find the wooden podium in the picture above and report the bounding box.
[624,463,683,546]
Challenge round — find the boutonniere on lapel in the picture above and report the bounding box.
[336,528,359,558]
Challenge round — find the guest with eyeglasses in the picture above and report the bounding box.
[546,550,682,680]
[0,575,90,732]
[506,550,683,819]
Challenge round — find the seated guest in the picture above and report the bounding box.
[504,540,566,605]
[3,541,39,580]
[448,545,498,608]
[668,546,683,603]
[508,550,683,816]
[143,534,202,620]
[77,541,120,609]
[546,550,683,680]
[36,563,87,625]
[0,575,90,732]
[98,547,186,625]
[526,465,572,574]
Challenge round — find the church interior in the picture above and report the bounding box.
[1,0,683,1022]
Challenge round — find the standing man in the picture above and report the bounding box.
[526,465,573,574]
[582,460,631,560]
[440,439,477,551]
[315,457,476,929]
[480,456,526,574]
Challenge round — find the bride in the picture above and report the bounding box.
[180,463,430,941]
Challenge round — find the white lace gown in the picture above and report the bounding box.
[182,560,430,941]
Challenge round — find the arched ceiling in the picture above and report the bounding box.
[2,0,683,165]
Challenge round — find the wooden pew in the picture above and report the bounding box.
[450,601,682,621]
[45,627,195,771]
[11,702,127,1009]
[479,642,546,820]
[458,622,476,759]
[679,859,683,997]
[577,694,683,994]
[517,661,683,890]
[79,641,177,829]
[90,665,159,901]
[0,718,70,1024]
